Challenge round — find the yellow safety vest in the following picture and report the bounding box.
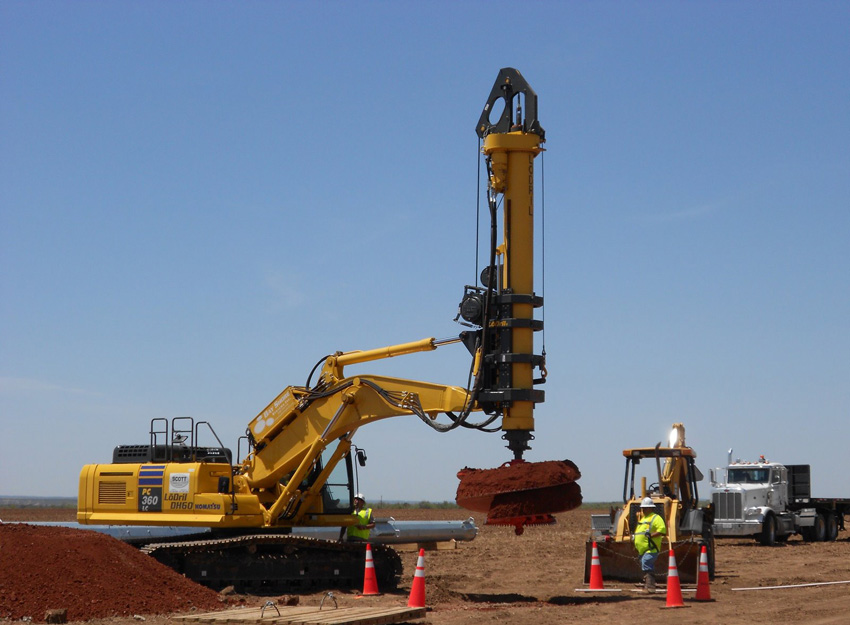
[634,513,666,555]
[347,507,372,540]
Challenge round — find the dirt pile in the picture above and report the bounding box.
[0,523,224,622]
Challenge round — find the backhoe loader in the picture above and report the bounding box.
[584,424,714,585]
[78,68,582,591]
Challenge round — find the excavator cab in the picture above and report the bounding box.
[284,447,358,516]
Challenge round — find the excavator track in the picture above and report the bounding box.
[141,534,402,592]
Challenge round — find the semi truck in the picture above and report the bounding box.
[710,453,850,545]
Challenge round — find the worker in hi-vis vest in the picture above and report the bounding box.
[633,497,667,592]
[346,493,375,541]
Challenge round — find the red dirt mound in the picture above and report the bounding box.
[0,523,224,622]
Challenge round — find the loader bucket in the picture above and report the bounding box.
[583,538,705,585]
[456,459,582,533]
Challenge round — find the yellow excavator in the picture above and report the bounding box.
[584,424,714,585]
[78,68,582,591]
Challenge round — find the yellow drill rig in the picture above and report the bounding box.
[584,423,714,585]
[78,68,582,591]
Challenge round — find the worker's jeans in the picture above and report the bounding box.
[640,551,660,572]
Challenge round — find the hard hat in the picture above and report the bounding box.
[640,497,655,508]
[354,493,365,501]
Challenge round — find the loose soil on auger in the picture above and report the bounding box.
[456,459,583,532]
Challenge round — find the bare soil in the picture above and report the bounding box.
[2,507,849,625]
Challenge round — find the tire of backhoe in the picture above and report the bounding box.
[825,513,838,541]
[758,514,777,546]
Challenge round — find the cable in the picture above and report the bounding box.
[539,150,547,377]
[305,354,333,389]
[540,151,545,350]
[475,136,481,284]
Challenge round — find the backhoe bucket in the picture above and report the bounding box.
[456,460,582,533]
[583,538,704,585]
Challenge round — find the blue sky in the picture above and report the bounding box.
[2,2,848,504]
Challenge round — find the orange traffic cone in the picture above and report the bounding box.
[407,548,426,608]
[694,545,712,601]
[588,541,605,589]
[664,550,685,608]
[362,543,380,596]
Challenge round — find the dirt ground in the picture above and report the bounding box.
[3,507,849,625]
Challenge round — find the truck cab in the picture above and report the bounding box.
[711,456,817,545]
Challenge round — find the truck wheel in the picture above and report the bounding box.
[812,513,826,541]
[758,514,777,546]
[825,513,838,541]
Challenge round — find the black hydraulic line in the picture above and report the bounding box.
[437,161,502,433]
[444,411,501,432]
[305,354,333,389]
[540,150,546,359]
[475,136,482,284]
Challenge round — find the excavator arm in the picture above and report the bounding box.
[240,358,474,525]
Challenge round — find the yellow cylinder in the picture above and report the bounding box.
[482,131,542,432]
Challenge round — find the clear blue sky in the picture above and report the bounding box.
[2,2,848,503]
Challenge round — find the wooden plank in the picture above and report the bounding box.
[173,605,425,625]
[291,607,425,625]
[263,607,343,624]
[174,607,267,624]
[270,607,375,625]
[394,539,457,552]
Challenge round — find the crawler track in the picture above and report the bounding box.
[142,534,402,592]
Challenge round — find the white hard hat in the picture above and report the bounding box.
[640,497,655,508]
[354,493,365,501]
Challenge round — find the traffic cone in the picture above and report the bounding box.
[361,543,380,596]
[407,548,426,608]
[588,541,605,589]
[664,550,685,608]
[694,545,712,601]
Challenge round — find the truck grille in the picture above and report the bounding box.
[713,491,743,520]
[98,481,127,504]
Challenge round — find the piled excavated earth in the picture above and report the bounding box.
[0,523,225,622]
